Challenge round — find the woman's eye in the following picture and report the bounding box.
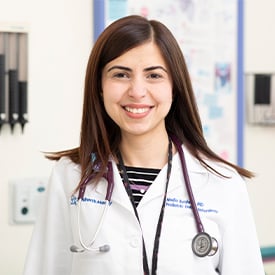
[113,72,128,78]
[149,73,162,79]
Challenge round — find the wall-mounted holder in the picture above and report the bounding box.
[245,73,275,125]
[9,178,47,224]
[0,23,28,134]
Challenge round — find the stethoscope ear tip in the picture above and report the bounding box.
[70,244,110,253]
[99,244,110,252]
[70,245,85,253]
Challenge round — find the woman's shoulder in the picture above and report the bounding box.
[53,156,81,174]
[203,158,248,190]
[48,156,81,194]
[182,145,243,180]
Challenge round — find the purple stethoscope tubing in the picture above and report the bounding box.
[170,134,218,257]
[169,134,205,233]
[78,161,114,201]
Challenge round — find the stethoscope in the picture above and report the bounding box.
[70,134,218,258]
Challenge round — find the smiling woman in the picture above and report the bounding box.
[23,15,265,275]
[101,42,173,141]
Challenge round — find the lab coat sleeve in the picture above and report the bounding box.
[23,159,74,275]
[218,176,265,275]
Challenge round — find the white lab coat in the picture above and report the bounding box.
[23,145,265,275]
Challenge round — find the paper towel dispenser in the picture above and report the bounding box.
[245,73,275,125]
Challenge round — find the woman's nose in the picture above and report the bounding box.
[128,77,147,98]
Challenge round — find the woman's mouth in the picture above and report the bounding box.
[124,106,150,114]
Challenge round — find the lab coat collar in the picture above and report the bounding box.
[71,145,205,174]
[95,145,208,211]
[138,145,209,207]
[179,144,208,173]
[72,160,135,213]
[95,161,137,214]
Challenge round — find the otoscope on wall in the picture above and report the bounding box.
[8,33,20,132]
[18,33,28,132]
[0,33,6,132]
[0,25,28,134]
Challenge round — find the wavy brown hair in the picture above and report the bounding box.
[46,15,253,190]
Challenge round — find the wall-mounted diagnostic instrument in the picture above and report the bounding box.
[0,23,28,133]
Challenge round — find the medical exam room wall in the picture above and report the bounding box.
[244,0,275,248]
[0,0,274,274]
[0,0,92,274]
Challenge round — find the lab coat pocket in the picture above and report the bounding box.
[71,251,110,275]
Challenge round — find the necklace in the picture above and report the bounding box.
[117,138,173,275]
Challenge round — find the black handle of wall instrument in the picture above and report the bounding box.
[19,81,28,122]
[8,69,19,127]
[0,54,5,116]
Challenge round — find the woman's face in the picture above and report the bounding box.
[101,42,173,138]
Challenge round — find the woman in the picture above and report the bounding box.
[23,15,265,275]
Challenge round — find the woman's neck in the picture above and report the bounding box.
[119,132,171,169]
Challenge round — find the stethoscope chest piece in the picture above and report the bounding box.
[192,232,218,257]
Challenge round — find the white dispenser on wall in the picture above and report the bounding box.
[245,73,275,125]
[10,178,47,224]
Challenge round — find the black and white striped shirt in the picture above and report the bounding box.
[119,166,160,207]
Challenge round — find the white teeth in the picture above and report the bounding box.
[125,107,148,114]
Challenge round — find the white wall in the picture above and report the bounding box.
[244,0,275,247]
[0,0,92,274]
[0,0,274,274]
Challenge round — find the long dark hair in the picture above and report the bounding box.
[46,15,253,190]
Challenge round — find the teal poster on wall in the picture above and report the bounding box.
[93,0,244,166]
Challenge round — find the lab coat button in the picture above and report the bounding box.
[130,238,139,248]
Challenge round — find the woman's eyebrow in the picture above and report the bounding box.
[107,65,168,73]
[144,66,168,73]
[107,65,131,72]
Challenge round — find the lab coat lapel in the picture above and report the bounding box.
[138,145,208,206]
[137,153,182,206]
[95,160,136,214]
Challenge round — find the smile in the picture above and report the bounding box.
[124,106,150,114]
